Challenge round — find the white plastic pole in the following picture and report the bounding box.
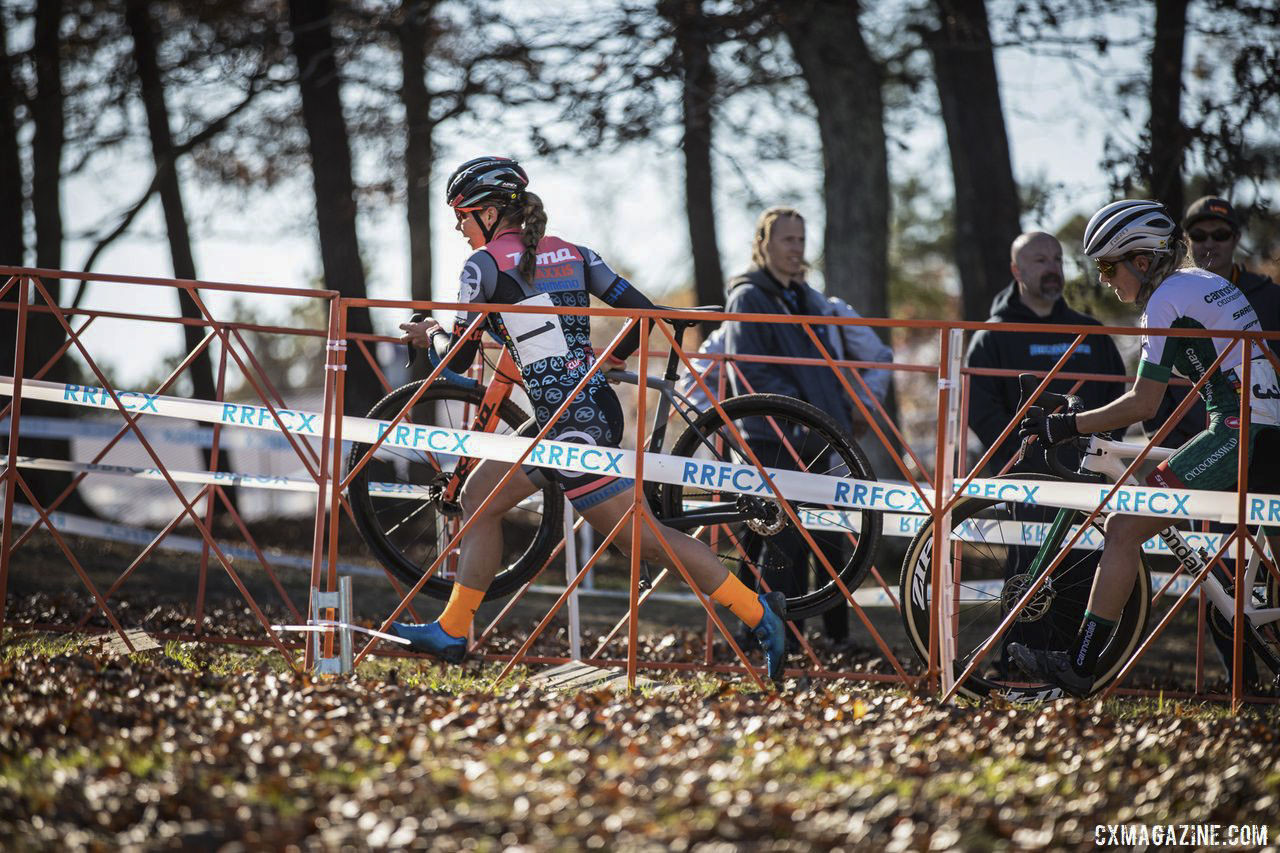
[564,495,581,660]
[938,327,965,699]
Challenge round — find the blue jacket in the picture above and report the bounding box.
[723,268,855,432]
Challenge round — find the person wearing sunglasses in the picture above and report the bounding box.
[1008,198,1280,697]
[1154,197,1280,689]
[1150,197,1279,449]
[391,156,788,682]
[1183,196,1278,361]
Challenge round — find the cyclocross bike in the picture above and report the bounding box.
[899,374,1280,702]
[345,306,882,620]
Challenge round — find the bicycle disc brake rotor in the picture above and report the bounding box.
[740,495,788,536]
[1002,574,1054,622]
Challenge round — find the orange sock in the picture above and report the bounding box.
[437,583,485,638]
[710,574,764,627]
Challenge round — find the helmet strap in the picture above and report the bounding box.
[1124,255,1163,305]
[472,209,501,244]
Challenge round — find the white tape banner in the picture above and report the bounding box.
[0,414,309,450]
[0,455,432,498]
[4,375,1280,525]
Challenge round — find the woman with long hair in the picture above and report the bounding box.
[392,156,788,682]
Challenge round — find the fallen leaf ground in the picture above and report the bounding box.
[2,600,1278,851]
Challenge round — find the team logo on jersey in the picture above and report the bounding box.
[1225,416,1241,429]
[505,246,575,267]
[459,262,482,301]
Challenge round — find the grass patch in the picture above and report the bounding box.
[0,630,89,663]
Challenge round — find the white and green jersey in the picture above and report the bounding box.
[1137,268,1280,427]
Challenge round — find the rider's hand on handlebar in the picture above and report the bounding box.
[1019,410,1080,447]
[603,354,627,371]
[400,316,443,349]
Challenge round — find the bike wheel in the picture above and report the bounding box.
[899,474,1151,702]
[346,380,564,601]
[660,393,881,620]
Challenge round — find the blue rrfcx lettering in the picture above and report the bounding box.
[1098,489,1190,516]
[65,384,160,413]
[961,482,1039,504]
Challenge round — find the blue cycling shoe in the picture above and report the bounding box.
[751,591,788,684]
[389,620,467,663]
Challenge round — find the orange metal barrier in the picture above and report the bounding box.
[4,264,1278,708]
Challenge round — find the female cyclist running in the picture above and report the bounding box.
[388,156,787,682]
[1010,199,1280,697]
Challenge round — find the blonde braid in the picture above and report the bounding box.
[518,192,548,282]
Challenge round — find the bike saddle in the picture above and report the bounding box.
[655,304,723,332]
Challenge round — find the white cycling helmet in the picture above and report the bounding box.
[1082,199,1177,259]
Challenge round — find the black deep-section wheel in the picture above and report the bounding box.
[660,393,881,620]
[898,474,1150,703]
[346,379,563,601]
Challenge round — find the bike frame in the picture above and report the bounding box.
[1024,435,1280,638]
[428,324,814,533]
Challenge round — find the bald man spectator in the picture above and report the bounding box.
[1145,196,1280,448]
[966,231,1127,475]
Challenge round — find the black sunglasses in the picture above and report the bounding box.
[1188,227,1235,243]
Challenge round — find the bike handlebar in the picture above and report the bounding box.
[1015,373,1088,479]
[403,312,479,389]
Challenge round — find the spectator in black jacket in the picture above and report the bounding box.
[722,207,862,434]
[966,231,1128,476]
[1146,196,1280,447]
[721,206,891,645]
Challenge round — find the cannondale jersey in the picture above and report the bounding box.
[1137,268,1280,427]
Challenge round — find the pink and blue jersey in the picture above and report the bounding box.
[438,230,652,508]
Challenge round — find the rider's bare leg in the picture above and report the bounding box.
[579,489,766,627]
[456,459,539,591]
[427,460,538,637]
[1089,513,1169,620]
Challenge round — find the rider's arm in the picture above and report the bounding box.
[1076,298,1173,435]
[431,252,499,371]
[1074,375,1166,435]
[580,245,654,360]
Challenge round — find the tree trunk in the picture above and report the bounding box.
[779,0,900,480]
[0,9,24,376]
[398,0,434,308]
[25,0,90,514]
[287,0,379,415]
[924,0,1022,321]
[779,0,889,325]
[125,0,237,503]
[1147,0,1189,218]
[663,0,724,323]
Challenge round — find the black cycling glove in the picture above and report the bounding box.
[1019,410,1080,447]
